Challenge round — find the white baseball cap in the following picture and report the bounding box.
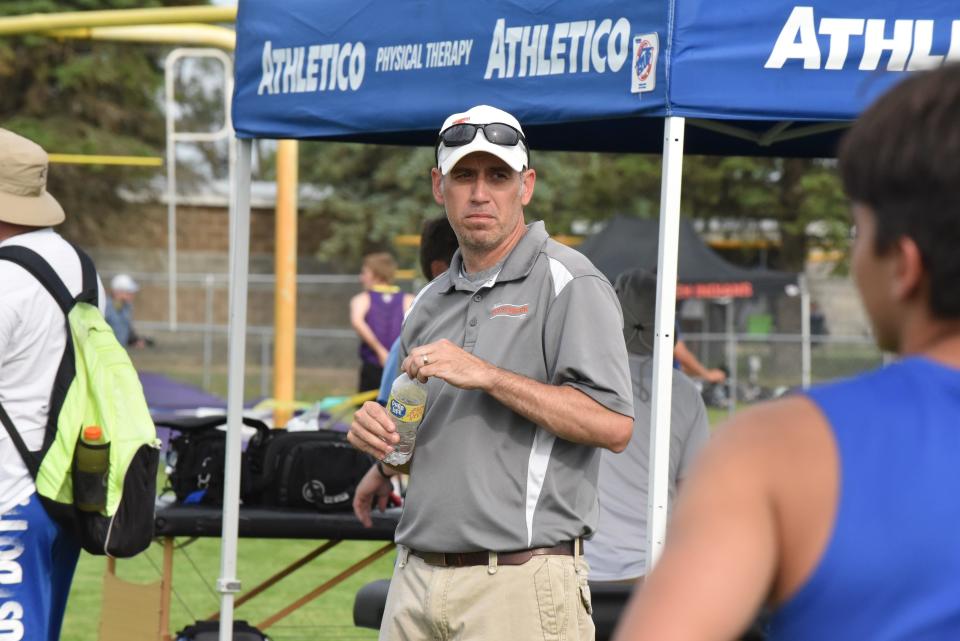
[111,273,139,293]
[436,105,529,175]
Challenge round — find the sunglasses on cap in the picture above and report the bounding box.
[435,122,529,165]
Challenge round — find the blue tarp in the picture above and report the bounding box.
[232,0,959,156]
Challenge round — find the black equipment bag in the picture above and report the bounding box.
[243,429,373,511]
[158,415,269,506]
[174,620,270,641]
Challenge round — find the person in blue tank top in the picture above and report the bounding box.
[614,63,960,641]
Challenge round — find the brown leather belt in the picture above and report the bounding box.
[410,540,582,567]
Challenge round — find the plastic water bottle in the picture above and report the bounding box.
[74,425,110,512]
[382,373,427,466]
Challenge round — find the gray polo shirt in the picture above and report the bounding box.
[395,221,634,553]
[584,355,709,580]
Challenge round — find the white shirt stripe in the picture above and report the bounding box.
[548,256,574,297]
[524,427,557,547]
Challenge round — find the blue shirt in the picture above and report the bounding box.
[770,357,960,641]
[104,298,134,347]
[376,338,402,404]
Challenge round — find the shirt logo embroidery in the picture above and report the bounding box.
[490,303,529,319]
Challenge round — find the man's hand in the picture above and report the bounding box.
[376,345,390,366]
[348,401,399,460]
[402,339,499,390]
[353,464,395,528]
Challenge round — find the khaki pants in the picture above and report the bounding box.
[379,547,595,641]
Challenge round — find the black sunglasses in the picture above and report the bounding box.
[435,122,529,165]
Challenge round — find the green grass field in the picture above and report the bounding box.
[61,395,742,640]
[63,537,395,640]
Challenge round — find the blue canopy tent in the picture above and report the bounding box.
[216,0,959,632]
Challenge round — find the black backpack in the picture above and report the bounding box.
[159,415,269,506]
[174,620,269,641]
[243,429,373,511]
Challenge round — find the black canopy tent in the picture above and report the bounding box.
[579,215,797,298]
[580,215,803,413]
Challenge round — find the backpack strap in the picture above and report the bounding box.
[0,246,75,314]
[70,242,100,307]
[0,245,83,471]
[0,401,40,479]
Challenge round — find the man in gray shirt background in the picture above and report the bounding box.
[585,268,710,583]
[348,104,634,641]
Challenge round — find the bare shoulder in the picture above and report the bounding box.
[614,395,836,641]
[710,394,838,604]
[666,395,830,530]
[710,395,831,466]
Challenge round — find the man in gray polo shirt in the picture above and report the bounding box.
[348,104,634,641]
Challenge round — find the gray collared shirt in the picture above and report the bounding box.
[395,221,634,553]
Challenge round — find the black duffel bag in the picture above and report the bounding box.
[158,415,270,506]
[243,428,373,511]
[175,620,270,641]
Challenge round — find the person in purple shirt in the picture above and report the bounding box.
[350,252,413,392]
[376,216,460,405]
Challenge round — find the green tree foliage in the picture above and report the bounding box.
[295,141,666,270]
[0,0,205,235]
[297,140,848,272]
[680,156,849,271]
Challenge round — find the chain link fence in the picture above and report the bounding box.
[121,272,884,407]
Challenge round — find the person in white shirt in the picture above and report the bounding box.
[0,128,105,641]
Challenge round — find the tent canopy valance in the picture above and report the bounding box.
[232,0,955,155]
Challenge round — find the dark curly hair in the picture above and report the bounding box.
[838,64,960,319]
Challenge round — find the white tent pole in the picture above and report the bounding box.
[647,116,685,569]
[164,53,177,331]
[218,137,252,641]
[800,275,812,388]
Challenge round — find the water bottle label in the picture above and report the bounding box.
[389,397,424,423]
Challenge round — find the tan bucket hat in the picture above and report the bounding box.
[0,128,65,226]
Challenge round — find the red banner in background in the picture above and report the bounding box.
[677,281,754,299]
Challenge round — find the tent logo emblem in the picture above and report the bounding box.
[632,33,659,94]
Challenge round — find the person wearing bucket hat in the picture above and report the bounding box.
[0,128,106,641]
[348,105,634,640]
[584,268,709,584]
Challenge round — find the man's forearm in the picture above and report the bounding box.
[675,342,708,378]
[481,367,631,452]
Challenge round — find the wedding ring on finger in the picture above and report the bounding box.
[422,354,429,365]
